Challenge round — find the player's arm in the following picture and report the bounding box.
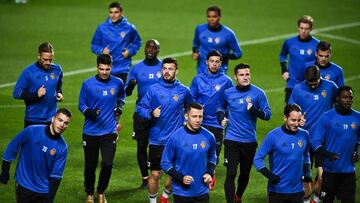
[125,68,137,96]
[115,82,126,120]
[78,83,100,121]
[226,32,242,60]
[90,26,105,55]
[279,41,289,80]
[56,71,64,102]
[125,26,142,57]
[302,134,312,182]
[192,27,200,60]
[216,90,229,126]
[48,148,67,202]
[248,91,271,120]
[13,70,43,104]
[137,90,156,120]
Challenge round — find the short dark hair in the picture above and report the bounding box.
[162,57,178,69]
[146,39,160,50]
[234,63,250,75]
[185,102,204,113]
[284,103,302,117]
[336,85,353,98]
[207,5,221,16]
[305,65,320,82]
[297,15,314,29]
[55,108,72,118]
[207,50,223,60]
[109,2,123,11]
[97,54,112,66]
[38,42,54,54]
[317,41,332,52]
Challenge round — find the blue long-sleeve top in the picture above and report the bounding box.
[161,126,217,197]
[13,62,63,123]
[190,71,233,129]
[91,16,142,75]
[305,60,344,87]
[311,108,360,173]
[192,24,242,74]
[253,126,310,194]
[219,85,271,143]
[288,79,338,130]
[279,35,319,88]
[137,78,193,145]
[78,75,125,136]
[3,125,67,194]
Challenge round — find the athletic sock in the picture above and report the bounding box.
[162,189,171,198]
[149,193,157,203]
[313,194,320,202]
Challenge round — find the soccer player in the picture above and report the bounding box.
[279,15,320,103]
[137,57,193,203]
[161,102,217,203]
[305,41,344,87]
[192,5,242,74]
[91,1,142,83]
[78,54,125,203]
[190,50,233,189]
[13,42,64,128]
[288,65,337,202]
[125,39,162,189]
[0,108,72,203]
[254,104,311,203]
[312,86,359,203]
[218,63,271,203]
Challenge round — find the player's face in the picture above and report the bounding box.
[109,7,122,23]
[207,11,221,28]
[316,49,331,66]
[306,78,321,90]
[298,22,312,39]
[185,108,204,131]
[38,52,53,70]
[234,68,251,87]
[337,90,353,110]
[145,41,159,60]
[206,56,222,74]
[162,63,177,82]
[284,111,302,132]
[97,64,111,80]
[51,113,70,134]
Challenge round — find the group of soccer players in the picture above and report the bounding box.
[0,1,359,203]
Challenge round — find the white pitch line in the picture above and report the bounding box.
[1,74,359,109]
[316,33,360,45]
[1,21,360,89]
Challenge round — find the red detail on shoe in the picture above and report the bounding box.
[160,195,170,203]
[234,194,242,203]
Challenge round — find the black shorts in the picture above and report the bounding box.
[173,193,209,203]
[149,145,165,171]
[268,191,304,203]
[16,183,48,203]
[320,171,356,202]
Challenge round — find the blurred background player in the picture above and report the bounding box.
[305,41,344,87]
[312,86,359,203]
[254,104,311,203]
[125,39,162,189]
[13,42,64,128]
[91,1,142,83]
[161,103,217,203]
[78,54,125,203]
[0,108,72,203]
[279,15,319,103]
[192,5,242,74]
[137,58,193,203]
[218,63,271,203]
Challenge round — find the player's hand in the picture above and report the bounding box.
[183,175,193,185]
[221,117,228,127]
[328,152,339,161]
[246,102,253,110]
[56,93,64,102]
[0,171,9,184]
[300,112,306,127]
[192,52,199,60]
[102,46,110,54]
[352,152,359,163]
[269,173,280,185]
[116,122,122,141]
[282,72,289,81]
[37,85,46,97]
[129,79,137,86]
[152,106,161,118]
[122,49,130,58]
[203,173,212,184]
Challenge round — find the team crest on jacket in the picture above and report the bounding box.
[50,148,56,156]
[306,48,313,55]
[321,90,327,98]
[351,122,357,129]
[215,37,220,44]
[173,94,179,101]
[325,74,330,80]
[110,88,115,95]
[297,140,303,148]
[246,96,251,103]
[156,71,161,78]
[215,84,221,91]
[50,73,55,80]
[201,141,206,149]
[120,31,126,38]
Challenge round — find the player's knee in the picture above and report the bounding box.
[151,170,161,179]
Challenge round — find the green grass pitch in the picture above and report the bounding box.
[0,0,359,202]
